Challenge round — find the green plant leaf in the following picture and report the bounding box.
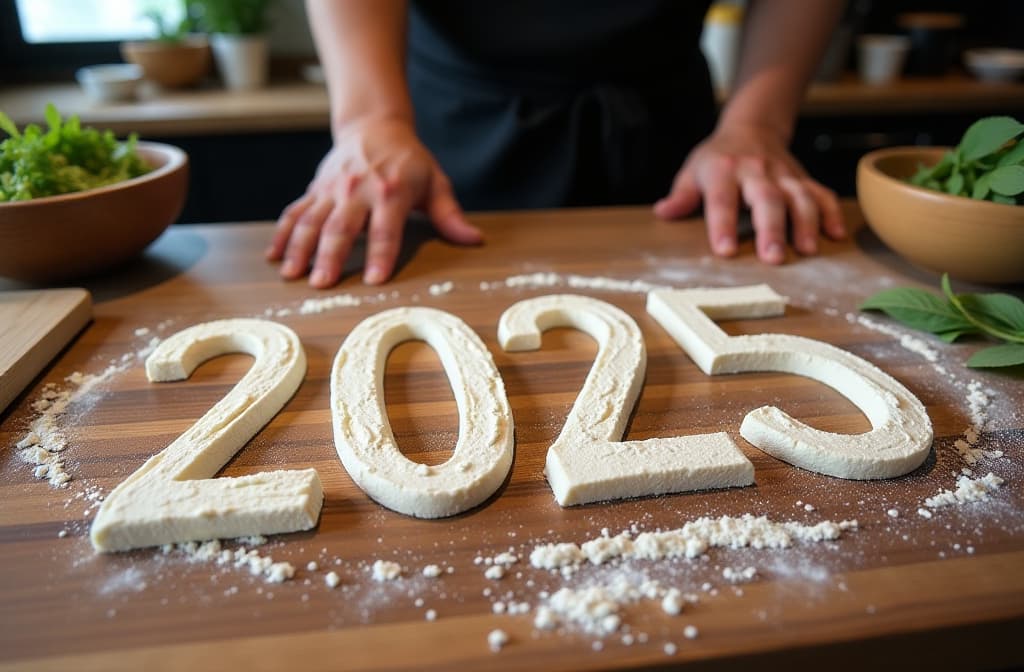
[946,171,964,195]
[936,328,978,343]
[987,164,1024,196]
[992,194,1017,205]
[997,139,1024,167]
[959,292,1024,333]
[860,287,974,334]
[972,172,991,200]
[0,110,19,138]
[959,116,1024,162]
[967,343,1024,368]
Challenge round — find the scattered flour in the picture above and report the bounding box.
[722,566,758,584]
[530,515,858,569]
[487,629,509,652]
[851,314,938,362]
[371,560,402,582]
[925,473,1004,509]
[428,281,454,296]
[480,272,669,295]
[166,539,295,583]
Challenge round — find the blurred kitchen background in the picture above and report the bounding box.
[2,0,1023,223]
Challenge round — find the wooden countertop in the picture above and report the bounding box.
[3,74,1024,137]
[1,204,1022,671]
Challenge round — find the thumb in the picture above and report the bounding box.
[427,172,483,245]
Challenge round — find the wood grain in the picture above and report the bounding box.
[1,204,1022,671]
[0,288,91,414]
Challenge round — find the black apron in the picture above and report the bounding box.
[408,1,716,211]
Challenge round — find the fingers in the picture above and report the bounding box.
[654,167,702,221]
[737,159,787,265]
[427,172,483,245]
[309,200,368,288]
[701,157,741,257]
[363,184,411,285]
[805,179,847,240]
[777,176,820,256]
[267,193,314,261]
[280,197,333,279]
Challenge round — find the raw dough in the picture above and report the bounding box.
[647,285,933,480]
[331,307,514,518]
[498,294,754,506]
[91,319,323,552]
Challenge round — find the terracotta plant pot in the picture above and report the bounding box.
[120,36,211,88]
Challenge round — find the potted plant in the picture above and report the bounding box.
[120,3,211,89]
[190,0,274,91]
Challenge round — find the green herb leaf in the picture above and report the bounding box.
[997,139,1024,167]
[860,287,975,334]
[972,173,991,200]
[959,116,1024,162]
[946,171,964,195]
[987,164,1024,196]
[958,292,1024,333]
[966,343,1024,368]
[0,110,19,139]
[936,329,978,343]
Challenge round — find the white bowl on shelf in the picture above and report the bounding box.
[75,64,143,103]
[964,48,1024,82]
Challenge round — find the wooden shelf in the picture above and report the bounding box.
[3,74,1024,138]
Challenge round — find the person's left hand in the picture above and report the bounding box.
[653,122,846,264]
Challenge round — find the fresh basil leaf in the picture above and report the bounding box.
[959,292,1024,333]
[972,173,991,200]
[946,171,964,195]
[997,139,1024,167]
[959,116,1024,162]
[967,343,1024,368]
[991,193,1017,205]
[987,164,1024,196]
[936,328,979,343]
[860,287,974,334]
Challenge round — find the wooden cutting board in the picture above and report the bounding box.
[0,289,92,414]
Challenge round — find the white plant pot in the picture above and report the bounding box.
[210,33,268,90]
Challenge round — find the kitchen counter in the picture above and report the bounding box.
[3,74,1024,137]
[1,203,1022,671]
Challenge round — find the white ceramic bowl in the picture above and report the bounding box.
[964,48,1024,82]
[75,64,143,103]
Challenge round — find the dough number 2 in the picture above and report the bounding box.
[91,319,323,552]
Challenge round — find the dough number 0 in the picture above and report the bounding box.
[93,286,932,551]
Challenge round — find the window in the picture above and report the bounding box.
[15,0,185,44]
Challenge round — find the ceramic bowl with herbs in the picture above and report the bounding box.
[857,116,1024,285]
[0,105,188,283]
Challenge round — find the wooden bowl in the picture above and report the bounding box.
[857,146,1024,284]
[120,36,211,88]
[0,142,188,284]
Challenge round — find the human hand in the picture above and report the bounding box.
[266,118,482,287]
[653,122,845,264]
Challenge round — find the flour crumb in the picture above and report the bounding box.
[886,508,900,518]
[372,560,402,582]
[484,565,506,581]
[487,629,509,652]
[722,566,758,584]
[428,281,454,296]
[325,571,340,588]
[925,473,1004,509]
[425,609,437,621]
[661,588,685,615]
[684,625,699,640]
[422,564,442,578]
[306,561,319,572]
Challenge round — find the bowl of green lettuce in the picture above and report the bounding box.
[0,105,188,283]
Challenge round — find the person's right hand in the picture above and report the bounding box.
[266,118,482,288]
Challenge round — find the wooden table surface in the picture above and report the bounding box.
[1,204,1022,671]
